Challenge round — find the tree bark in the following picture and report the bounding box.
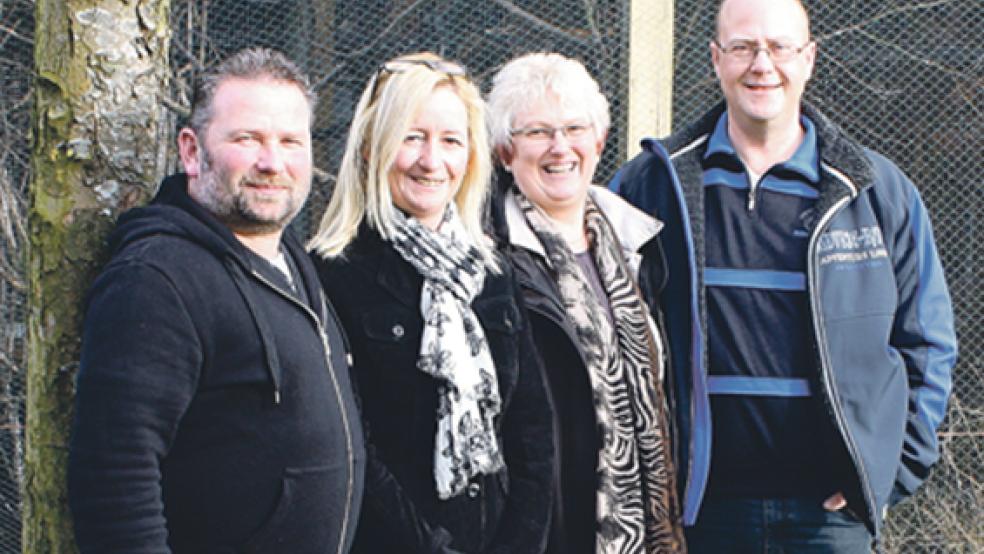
[26,1,171,551]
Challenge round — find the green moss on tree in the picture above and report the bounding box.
[26,1,171,552]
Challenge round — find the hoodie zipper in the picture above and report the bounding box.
[251,270,357,554]
[806,172,877,530]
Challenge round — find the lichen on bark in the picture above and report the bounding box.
[26,1,171,552]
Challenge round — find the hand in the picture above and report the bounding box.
[823,491,847,511]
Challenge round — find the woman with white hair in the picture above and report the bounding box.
[487,52,686,553]
[309,52,554,553]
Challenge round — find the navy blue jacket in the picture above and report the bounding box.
[610,103,957,536]
[69,175,365,553]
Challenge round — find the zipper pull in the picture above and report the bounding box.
[273,389,281,404]
[745,168,760,212]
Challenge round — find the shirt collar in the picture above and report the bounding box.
[704,111,821,184]
[504,186,662,259]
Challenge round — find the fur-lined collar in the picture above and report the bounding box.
[663,101,875,191]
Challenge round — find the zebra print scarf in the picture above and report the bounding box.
[389,206,504,500]
[518,193,685,553]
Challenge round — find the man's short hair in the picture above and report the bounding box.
[188,47,316,135]
[715,0,811,39]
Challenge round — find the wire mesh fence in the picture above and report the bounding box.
[1,0,981,552]
[170,0,641,236]
[671,2,982,551]
[0,0,32,551]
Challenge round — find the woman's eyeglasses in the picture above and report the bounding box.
[510,123,594,143]
[368,58,469,101]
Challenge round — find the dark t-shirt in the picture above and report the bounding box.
[575,250,613,325]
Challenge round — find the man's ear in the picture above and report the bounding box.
[803,40,818,81]
[710,40,723,81]
[177,128,203,178]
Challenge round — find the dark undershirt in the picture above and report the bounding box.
[575,250,613,325]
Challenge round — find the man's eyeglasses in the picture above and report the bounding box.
[368,58,468,101]
[510,123,593,142]
[713,39,813,63]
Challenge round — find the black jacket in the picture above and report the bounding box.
[68,174,366,554]
[489,176,673,554]
[312,225,555,554]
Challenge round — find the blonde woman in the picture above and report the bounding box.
[310,53,554,554]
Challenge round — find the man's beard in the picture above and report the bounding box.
[195,148,306,235]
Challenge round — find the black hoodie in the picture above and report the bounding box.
[68,174,365,554]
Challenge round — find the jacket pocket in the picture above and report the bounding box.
[242,464,350,554]
[362,307,417,345]
[356,307,423,391]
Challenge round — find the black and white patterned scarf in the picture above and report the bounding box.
[517,193,685,553]
[389,206,504,499]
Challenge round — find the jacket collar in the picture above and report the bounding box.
[504,185,663,264]
[347,224,422,310]
[503,189,545,257]
[704,111,821,185]
[377,245,421,309]
[659,101,875,192]
[652,101,876,228]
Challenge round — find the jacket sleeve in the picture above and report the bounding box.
[485,280,556,554]
[68,261,202,553]
[881,163,958,505]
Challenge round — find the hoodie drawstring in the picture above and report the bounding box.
[224,258,284,404]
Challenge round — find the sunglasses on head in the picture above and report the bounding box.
[367,58,469,101]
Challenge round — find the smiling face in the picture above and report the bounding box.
[712,0,815,135]
[388,85,470,229]
[179,77,313,235]
[500,94,605,224]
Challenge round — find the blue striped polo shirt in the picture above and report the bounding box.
[702,112,840,498]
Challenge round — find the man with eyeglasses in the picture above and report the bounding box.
[611,0,956,551]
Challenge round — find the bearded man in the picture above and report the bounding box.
[68,48,365,554]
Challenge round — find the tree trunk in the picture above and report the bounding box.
[26,1,171,551]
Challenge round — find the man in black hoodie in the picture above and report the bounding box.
[68,48,365,554]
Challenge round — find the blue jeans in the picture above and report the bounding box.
[686,497,874,553]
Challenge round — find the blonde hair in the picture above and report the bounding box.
[486,52,610,152]
[309,52,496,269]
